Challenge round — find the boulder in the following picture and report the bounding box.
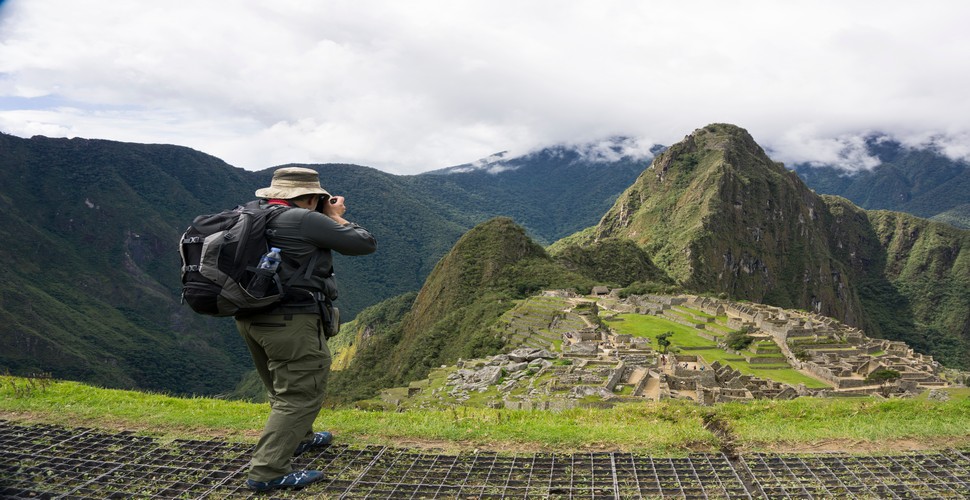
[473,365,503,385]
[529,358,553,370]
[568,386,614,400]
[506,362,530,373]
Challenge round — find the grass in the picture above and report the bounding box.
[706,323,732,333]
[914,387,970,400]
[718,397,970,448]
[3,375,968,454]
[674,306,715,319]
[0,375,711,454]
[606,314,709,346]
[748,368,829,387]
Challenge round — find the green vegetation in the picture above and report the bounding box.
[866,368,902,384]
[552,238,673,288]
[331,292,418,369]
[916,387,970,400]
[676,306,715,319]
[328,218,596,404]
[718,397,970,447]
[656,331,673,354]
[607,314,701,343]
[3,375,968,453]
[0,375,713,453]
[931,204,970,229]
[616,280,684,297]
[725,331,755,351]
[866,368,903,396]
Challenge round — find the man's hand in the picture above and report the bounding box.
[322,195,350,225]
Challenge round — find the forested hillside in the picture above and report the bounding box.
[793,137,970,229]
[0,132,641,395]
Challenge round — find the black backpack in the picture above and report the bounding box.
[179,200,291,317]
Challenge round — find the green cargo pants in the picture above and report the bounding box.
[236,313,331,482]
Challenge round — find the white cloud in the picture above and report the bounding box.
[768,126,882,172]
[573,137,656,163]
[2,0,970,174]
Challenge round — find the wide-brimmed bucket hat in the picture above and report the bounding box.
[255,167,331,200]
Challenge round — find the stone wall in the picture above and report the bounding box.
[605,361,626,391]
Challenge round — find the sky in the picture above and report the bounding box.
[1,0,969,175]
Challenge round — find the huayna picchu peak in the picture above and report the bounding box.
[560,124,860,317]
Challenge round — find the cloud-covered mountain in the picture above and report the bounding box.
[793,134,970,229]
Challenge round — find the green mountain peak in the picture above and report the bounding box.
[585,123,839,306]
[406,217,549,333]
[327,217,599,400]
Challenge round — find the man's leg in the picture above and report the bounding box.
[237,321,275,399]
[237,314,331,482]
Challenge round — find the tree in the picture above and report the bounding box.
[866,368,901,397]
[656,331,673,354]
[725,331,754,351]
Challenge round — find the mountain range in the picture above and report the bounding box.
[328,124,969,402]
[0,125,967,399]
[792,134,970,229]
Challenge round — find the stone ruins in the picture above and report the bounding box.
[381,291,961,409]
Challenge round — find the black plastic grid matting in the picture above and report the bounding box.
[1,419,968,498]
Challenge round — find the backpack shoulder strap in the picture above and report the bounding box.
[242,200,292,232]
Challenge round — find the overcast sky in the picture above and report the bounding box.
[1,1,969,175]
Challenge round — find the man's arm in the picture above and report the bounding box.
[302,211,377,255]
